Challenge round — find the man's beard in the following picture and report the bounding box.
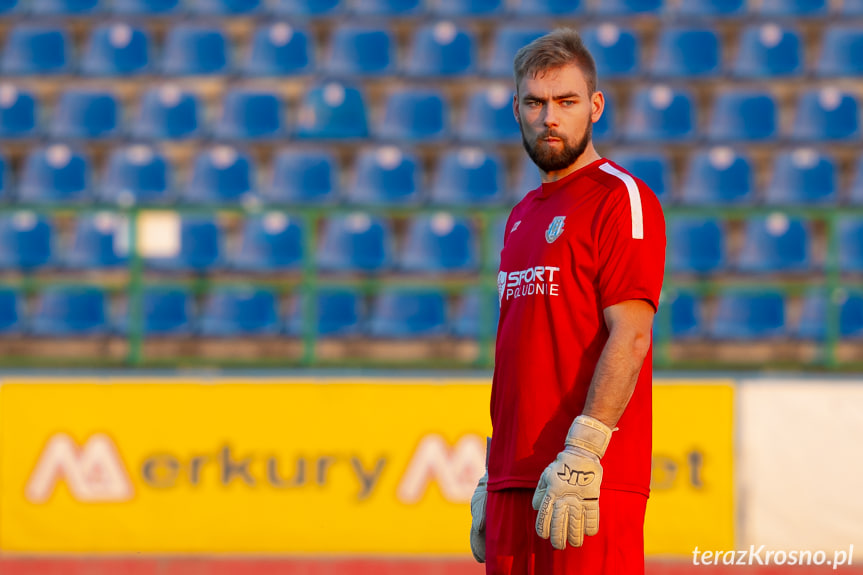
[521,122,592,174]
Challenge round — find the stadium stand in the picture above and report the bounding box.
[64,213,129,269]
[407,22,475,77]
[19,145,91,204]
[680,148,755,206]
[266,149,339,205]
[0,212,54,270]
[348,147,422,206]
[244,24,313,76]
[0,85,39,138]
[100,145,174,206]
[229,212,304,272]
[31,287,110,336]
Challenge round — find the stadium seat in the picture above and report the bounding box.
[0,289,23,335]
[765,149,838,205]
[668,217,726,274]
[266,149,338,205]
[581,25,640,79]
[214,89,284,140]
[51,90,121,140]
[200,288,279,336]
[231,213,303,271]
[272,0,343,15]
[0,85,39,138]
[162,26,229,76]
[19,145,91,204]
[0,212,54,270]
[792,88,860,142]
[430,148,506,206]
[399,213,479,272]
[0,0,21,13]
[624,85,695,142]
[133,85,202,140]
[710,291,787,340]
[430,0,502,16]
[31,287,109,336]
[460,85,518,142]
[112,0,180,14]
[656,291,704,340]
[350,0,422,14]
[515,155,541,200]
[680,147,755,205]
[736,215,813,273]
[594,91,615,143]
[189,0,259,13]
[183,147,255,205]
[326,25,395,76]
[595,0,663,14]
[838,217,863,272]
[31,0,101,13]
[652,26,722,78]
[509,0,584,15]
[758,0,827,15]
[1,26,71,75]
[369,289,448,337]
[81,24,150,76]
[611,151,671,203]
[296,82,369,139]
[451,289,499,338]
[489,216,507,269]
[378,88,448,141]
[348,147,422,206]
[101,145,174,206]
[125,288,194,335]
[487,26,549,77]
[286,289,362,337]
[64,213,129,269]
[317,213,393,273]
[145,216,224,271]
[244,23,313,76]
[669,0,745,16]
[817,26,863,77]
[798,290,863,340]
[733,24,802,78]
[407,22,476,77]
[708,90,778,142]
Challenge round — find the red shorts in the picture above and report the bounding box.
[484,488,647,575]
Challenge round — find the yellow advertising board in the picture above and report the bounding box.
[0,378,733,556]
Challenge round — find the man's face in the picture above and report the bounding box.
[514,64,604,174]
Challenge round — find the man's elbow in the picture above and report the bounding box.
[614,328,652,362]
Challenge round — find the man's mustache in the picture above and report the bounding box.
[538,131,567,141]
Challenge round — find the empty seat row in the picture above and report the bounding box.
[0,286,499,339]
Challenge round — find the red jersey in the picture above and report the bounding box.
[488,158,666,497]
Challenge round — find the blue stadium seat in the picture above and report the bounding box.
[200,288,279,336]
[378,88,448,141]
[286,289,362,337]
[266,149,338,205]
[31,288,109,336]
[317,213,393,273]
[792,88,860,142]
[657,291,704,340]
[736,215,812,273]
[231,213,303,272]
[798,290,863,340]
[244,23,313,76]
[489,216,507,269]
[708,90,778,142]
[509,0,584,15]
[101,145,174,206]
[669,0,745,16]
[112,0,180,14]
[431,148,506,206]
[0,0,21,13]
[51,90,121,140]
[758,0,827,15]
[369,289,447,337]
[652,26,722,78]
[145,216,224,271]
[19,145,91,204]
[668,217,726,274]
[0,289,23,335]
[407,22,476,77]
[451,289,499,338]
[1,26,71,75]
[133,85,202,140]
[710,291,787,340]
[273,0,343,15]
[515,155,541,200]
[162,26,229,76]
[487,26,549,77]
[838,217,863,272]
[680,147,755,206]
[31,0,101,13]
[327,25,395,76]
[214,89,284,140]
[817,27,863,77]
[624,86,695,142]
[126,288,194,335]
[348,147,422,206]
[612,151,671,203]
[594,90,615,143]
[399,213,479,272]
[0,212,54,270]
[351,0,422,14]
[460,86,518,142]
[183,147,255,205]
[81,24,150,76]
[596,0,663,14]
[64,213,129,269]
[296,82,369,139]
[733,24,802,78]
[189,0,259,13]
[430,0,502,16]
[841,0,863,14]
[765,149,838,205]
[0,85,39,138]
[581,25,640,79]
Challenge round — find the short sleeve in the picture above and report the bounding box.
[596,179,666,312]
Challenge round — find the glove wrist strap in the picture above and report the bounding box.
[565,415,613,458]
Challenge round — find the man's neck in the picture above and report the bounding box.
[540,145,602,184]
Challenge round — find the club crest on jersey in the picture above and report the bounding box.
[545,216,566,244]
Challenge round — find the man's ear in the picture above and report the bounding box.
[513,92,520,125]
[591,90,605,124]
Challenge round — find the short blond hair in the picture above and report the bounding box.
[513,28,597,95]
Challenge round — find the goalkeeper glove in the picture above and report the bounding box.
[531,415,613,550]
[469,437,491,563]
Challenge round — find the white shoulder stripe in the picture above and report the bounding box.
[599,162,644,240]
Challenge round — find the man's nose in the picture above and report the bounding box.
[543,105,559,127]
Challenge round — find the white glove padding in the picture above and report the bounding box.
[531,415,613,550]
[470,471,488,562]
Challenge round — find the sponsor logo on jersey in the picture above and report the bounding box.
[497,270,507,306]
[499,266,561,303]
[545,216,566,243]
[510,220,521,233]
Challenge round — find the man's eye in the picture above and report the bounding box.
[560,100,575,107]
[526,101,542,108]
